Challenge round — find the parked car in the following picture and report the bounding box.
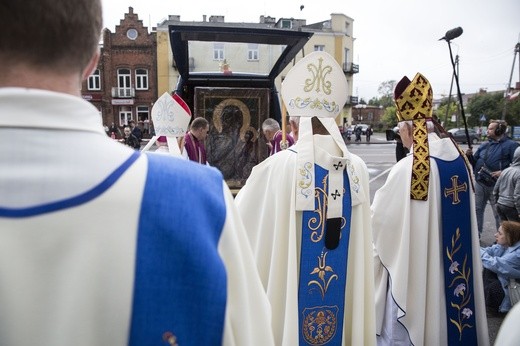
[447,128,480,144]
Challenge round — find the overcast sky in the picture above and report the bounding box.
[102,0,520,101]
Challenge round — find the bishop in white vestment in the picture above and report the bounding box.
[371,73,489,345]
[235,52,376,346]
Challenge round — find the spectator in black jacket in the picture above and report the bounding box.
[122,126,141,150]
[129,120,142,142]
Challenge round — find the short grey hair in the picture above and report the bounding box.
[262,118,280,131]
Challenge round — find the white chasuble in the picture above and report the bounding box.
[371,134,489,346]
[236,135,376,345]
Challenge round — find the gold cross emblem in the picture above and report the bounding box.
[444,175,467,205]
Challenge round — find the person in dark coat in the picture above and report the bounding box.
[122,126,141,150]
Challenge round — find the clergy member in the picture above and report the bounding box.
[140,92,191,157]
[235,51,376,345]
[0,1,274,344]
[183,117,209,164]
[262,117,295,156]
[371,73,489,345]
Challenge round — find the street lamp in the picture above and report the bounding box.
[354,104,366,123]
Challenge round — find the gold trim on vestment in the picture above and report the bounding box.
[394,73,433,200]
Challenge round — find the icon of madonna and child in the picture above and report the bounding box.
[205,98,269,189]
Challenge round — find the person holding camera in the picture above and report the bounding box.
[385,126,410,162]
[466,120,519,237]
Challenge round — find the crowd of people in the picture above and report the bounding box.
[462,120,520,321]
[1,1,520,345]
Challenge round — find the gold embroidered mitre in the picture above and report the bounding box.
[394,73,433,122]
[394,73,433,201]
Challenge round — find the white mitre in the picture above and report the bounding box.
[141,92,192,156]
[281,51,364,216]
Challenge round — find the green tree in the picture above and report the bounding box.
[376,80,396,108]
[378,80,396,97]
[503,96,520,125]
[368,95,392,108]
[380,105,398,128]
[436,102,460,129]
[466,92,503,127]
[368,80,398,128]
[368,96,381,106]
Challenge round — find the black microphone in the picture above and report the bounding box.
[439,27,463,41]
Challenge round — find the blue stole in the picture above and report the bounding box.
[129,154,228,345]
[298,164,352,345]
[434,156,478,345]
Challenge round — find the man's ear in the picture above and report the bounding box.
[399,122,410,136]
[82,49,100,81]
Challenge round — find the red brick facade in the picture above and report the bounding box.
[81,7,157,138]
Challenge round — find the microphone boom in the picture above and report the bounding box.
[439,27,463,41]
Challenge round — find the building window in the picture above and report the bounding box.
[248,43,259,61]
[213,43,225,61]
[281,20,292,29]
[127,28,138,40]
[135,69,148,90]
[137,105,149,122]
[119,107,132,126]
[314,45,325,52]
[117,68,132,97]
[344,48,350,66]
[87,69,101,90]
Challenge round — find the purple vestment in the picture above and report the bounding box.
[270,130,294,156]
[184,132,207,164]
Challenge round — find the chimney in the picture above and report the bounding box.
[209,15,225,23]
[203,15,207,22]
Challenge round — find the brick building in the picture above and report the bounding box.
[81,7,157,138]
[353,104,384,128]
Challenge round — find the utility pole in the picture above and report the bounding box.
[440,27,472,147]
[502,40,520,120]
[445,55,458,126]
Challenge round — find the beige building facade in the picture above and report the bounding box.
[156,13,358,126]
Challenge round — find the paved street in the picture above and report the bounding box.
[348,132,504,344]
